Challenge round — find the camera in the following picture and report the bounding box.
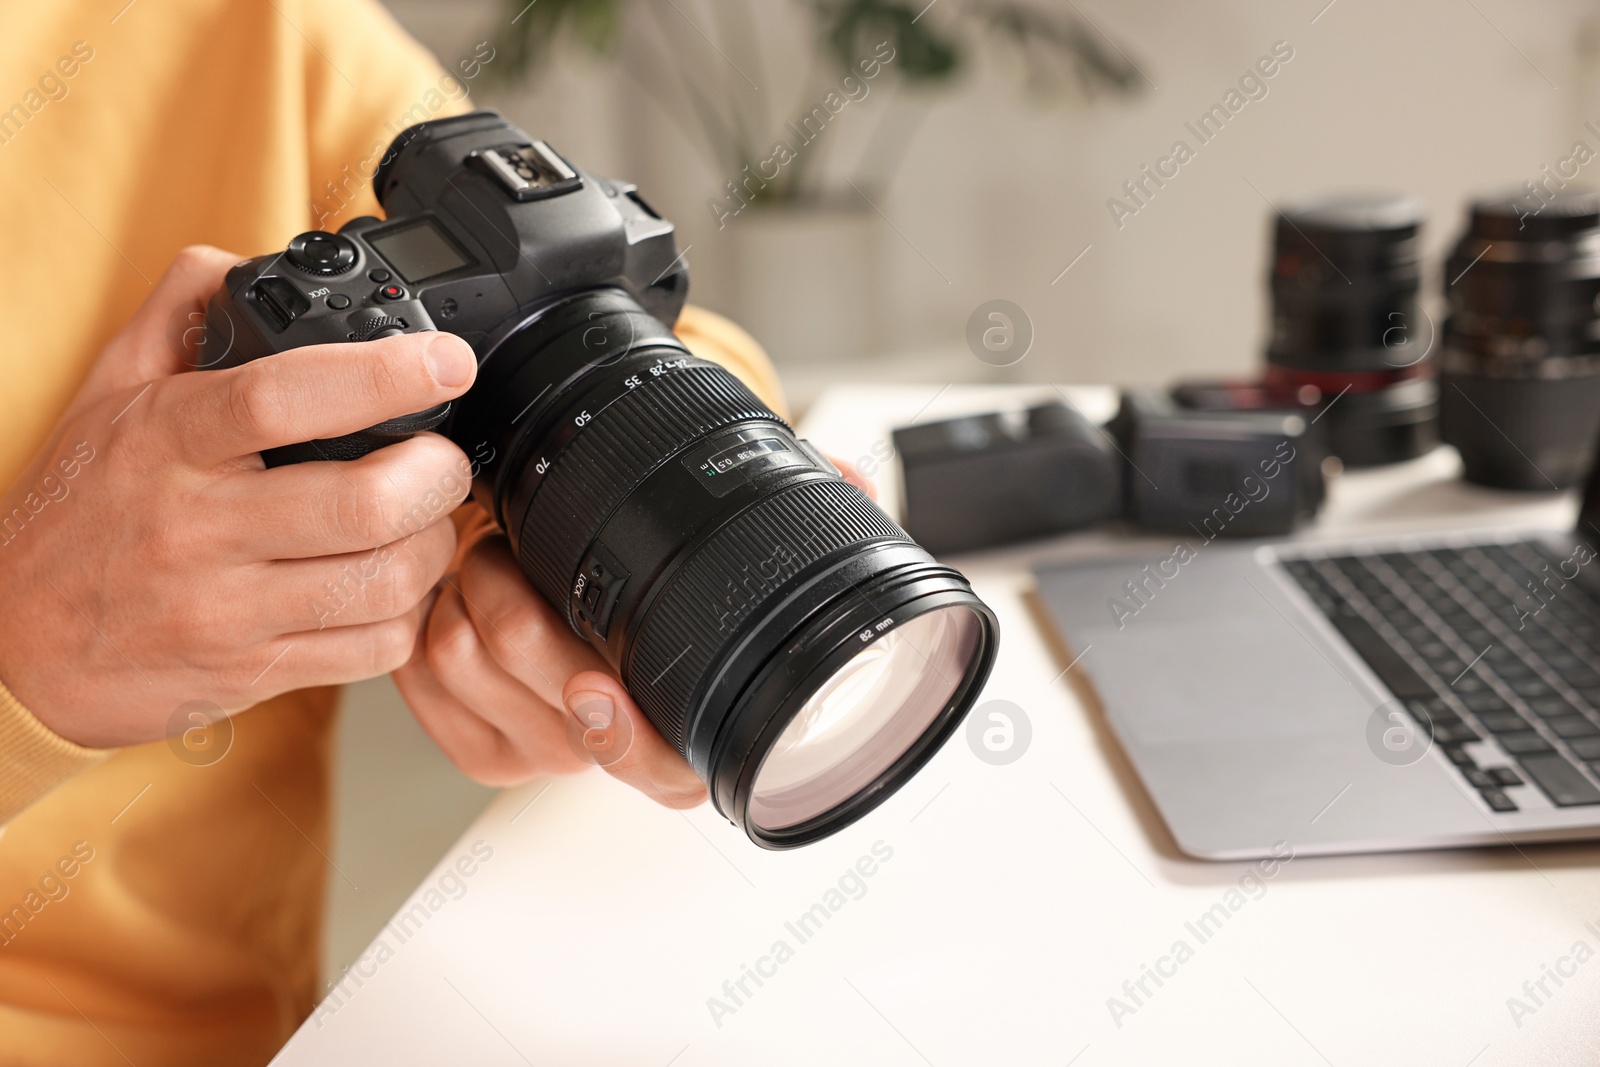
[197,111,999,849]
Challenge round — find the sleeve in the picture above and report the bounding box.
[0,2,476,822]
[0,677,103,823]
[293,0,482,226]
[675,305,789,420]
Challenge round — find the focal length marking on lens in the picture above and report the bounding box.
[515,352,706,501]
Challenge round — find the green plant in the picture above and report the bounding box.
[488,0,1146,204]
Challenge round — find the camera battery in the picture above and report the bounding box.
[1112,389,1327,537]
[894,402,1119,555]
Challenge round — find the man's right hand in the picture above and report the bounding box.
[0,245,479,748]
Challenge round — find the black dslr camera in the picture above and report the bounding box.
[198,111,998,849]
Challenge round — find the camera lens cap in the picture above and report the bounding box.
[285,231,358,276]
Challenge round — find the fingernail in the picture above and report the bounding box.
[566,691,628,766]
[566,691,613,728]
[425,334,474,388]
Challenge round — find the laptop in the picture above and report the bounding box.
[1034,460,1600,860]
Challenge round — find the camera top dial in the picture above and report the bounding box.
[285,231,358,276]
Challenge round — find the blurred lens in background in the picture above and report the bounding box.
[1440,190,1600,490]
[1263,193,1438,467]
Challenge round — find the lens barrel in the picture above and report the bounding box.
[1440,190,1600,489]
[1264,193,1438,466]
[452,290,999,847]
[1268,193,1425,374]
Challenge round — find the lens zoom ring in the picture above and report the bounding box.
[628,479,911,752]
[516,367,777,606]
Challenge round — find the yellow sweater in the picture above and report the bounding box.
[0,4,781,1063]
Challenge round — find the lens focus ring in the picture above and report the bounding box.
[513,363,777,611]
[628,478,911,752]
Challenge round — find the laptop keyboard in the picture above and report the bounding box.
[1280,540,1600,813]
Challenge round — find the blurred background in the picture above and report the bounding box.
[375,0,1600,405]
[326,0,1600,981]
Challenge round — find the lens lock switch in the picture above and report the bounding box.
[572,544,628,638]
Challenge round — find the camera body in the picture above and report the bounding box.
[200,110,688,470]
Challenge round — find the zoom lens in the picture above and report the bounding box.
[1264,193,1438,466]
[453,289,999,848]
[1440,190,1600,489]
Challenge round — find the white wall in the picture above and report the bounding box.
[382,0,1600,393]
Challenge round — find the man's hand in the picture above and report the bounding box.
[393,509,707,808]
[0,246,479,747]
[392,457,877,809]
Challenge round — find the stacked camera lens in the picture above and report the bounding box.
[1439,191,1600,490]
[1263,193,1438,467]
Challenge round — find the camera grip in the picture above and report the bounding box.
[196,273,450,467]
[261,402,452,467]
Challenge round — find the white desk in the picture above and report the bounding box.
[273,385,1600,1067]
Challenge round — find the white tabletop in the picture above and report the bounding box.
[273,384,1600,1067]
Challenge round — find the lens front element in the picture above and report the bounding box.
[749,606,984,832]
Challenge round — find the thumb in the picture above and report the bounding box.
[563,670,706,808]
[81,244,243,400]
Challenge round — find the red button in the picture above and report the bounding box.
[381,285,403,299]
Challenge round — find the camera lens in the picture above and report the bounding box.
[1268,193,1424,373]
[1263,193,1438,466]
[1439,190,1600,489]
[453,290,999,848]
